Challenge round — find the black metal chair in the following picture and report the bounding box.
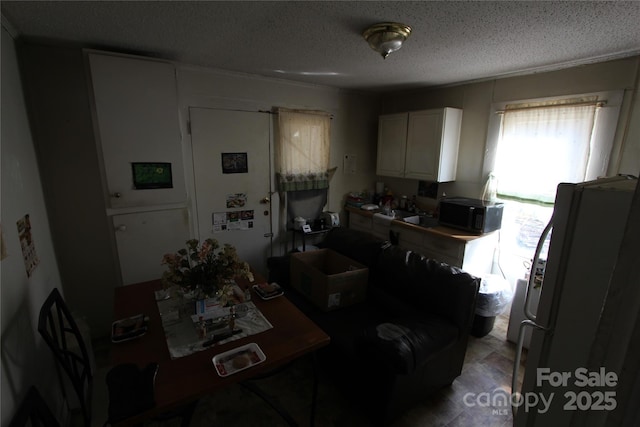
[38,287,197,427]
[9,386,61,427]
[38,287,93,427]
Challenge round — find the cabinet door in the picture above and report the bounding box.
[391,225,424,254]
[405,110,444,181]
[422,233,464,268]
[113,209,191,285]
[349,213,373,232]
[89,53,187,208]
[376,113,408,177]
[405,108,462,181]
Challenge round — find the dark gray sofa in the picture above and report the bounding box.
[267,227,480,425]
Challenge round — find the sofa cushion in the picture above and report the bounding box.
[356,317,458,375]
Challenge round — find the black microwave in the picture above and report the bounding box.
[438,197,504,234]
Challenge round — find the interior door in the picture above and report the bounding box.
[189,108,273,277]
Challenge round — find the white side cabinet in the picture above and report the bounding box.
[88,52,187,208]
[376,108,462,181]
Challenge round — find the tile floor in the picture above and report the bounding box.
[92,309,525,427]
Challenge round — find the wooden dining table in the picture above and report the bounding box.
[110,275,330,426]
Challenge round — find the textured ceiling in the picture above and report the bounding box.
[3,1,640,92]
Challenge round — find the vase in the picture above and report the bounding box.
[179,285,204,316]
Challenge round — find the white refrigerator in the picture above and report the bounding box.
[512,176,637,426]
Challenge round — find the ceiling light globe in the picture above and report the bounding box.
[372,37,404,59]
[363,22,412,59]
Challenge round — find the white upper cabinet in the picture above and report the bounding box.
[88,52,186,208]
[376,113,408,177]
[376,108,462,181]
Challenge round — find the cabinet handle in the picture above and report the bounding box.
[116,225,127,232]
[112,192,122,198]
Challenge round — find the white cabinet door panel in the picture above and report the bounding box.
[113,208,191,285]
[405,110,443,180]
[89,53,186,208]
[376,113,407,177]
[349,213,373,231]
[376,108,462,181]
[422,234,464,260]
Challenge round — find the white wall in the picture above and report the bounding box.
[18,43,119,341]
[14,42,381,338]
[380,56,640,206]
[176,65,381,255]
[1,26,66,425]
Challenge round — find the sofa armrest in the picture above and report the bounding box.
[355,318,458,375]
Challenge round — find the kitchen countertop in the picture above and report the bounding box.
[345,205,493,242]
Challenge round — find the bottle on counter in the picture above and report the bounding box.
[399,195,408,210]
[383,200,392,216]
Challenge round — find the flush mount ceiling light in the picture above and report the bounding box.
[362,22,412,59]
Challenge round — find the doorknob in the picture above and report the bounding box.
[260,197,270,204]
[115,225,127,232]
[112,192,122,198]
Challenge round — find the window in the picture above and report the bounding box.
[275,109,331,192]
[486,92,622,283]
[494,100,600,203]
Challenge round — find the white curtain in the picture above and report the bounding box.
[276,109,331,192]
[494,103,598,204]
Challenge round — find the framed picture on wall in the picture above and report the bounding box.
[221,153,248,174]
[131,162,173,189]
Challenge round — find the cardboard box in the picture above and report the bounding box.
[290,249,369,311]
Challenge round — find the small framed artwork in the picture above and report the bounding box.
[132,162,173,189]
[221,153,248,174]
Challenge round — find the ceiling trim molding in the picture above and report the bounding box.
[408,50,640,93]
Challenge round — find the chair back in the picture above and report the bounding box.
[38,288,93,427]
[9,386,61,427]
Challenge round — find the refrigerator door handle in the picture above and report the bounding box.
[524,218,553,321]
[512,319,548,416]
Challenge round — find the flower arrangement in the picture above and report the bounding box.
[161,238,253,297]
